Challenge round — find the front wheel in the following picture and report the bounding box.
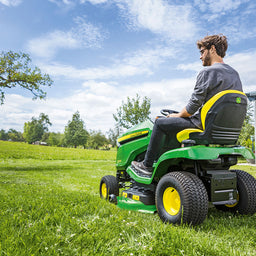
[156,172,208,225]
[215,169,256,214]
[100,175,119,201]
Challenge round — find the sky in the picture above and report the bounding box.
[0,0,256,134]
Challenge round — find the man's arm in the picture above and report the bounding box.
[167,107,192,118]
[167,70,208,119]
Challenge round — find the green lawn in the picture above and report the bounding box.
[0,141,256,256]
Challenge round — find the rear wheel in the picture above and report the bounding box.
[156,172,208,225]
[215,169,256,214]
[100,175,119,200]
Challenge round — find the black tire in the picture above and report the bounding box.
[155,172,208,225]
[183,171,209,224]
[99,175,119,200]
[215,170,256,215]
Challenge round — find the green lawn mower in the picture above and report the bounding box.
[100,90,256,225]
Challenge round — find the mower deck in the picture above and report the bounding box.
[117,196,156,213]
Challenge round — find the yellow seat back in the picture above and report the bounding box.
[177,90,246,143]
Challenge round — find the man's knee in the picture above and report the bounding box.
[154,117,179,133]
[154,118,167,133]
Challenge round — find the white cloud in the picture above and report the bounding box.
[28,31,78,59]
[177,62,201,73]
[0,76,195,133]
[194,0,247,14]
[115,0,198,41]
[39,45,176,80]
[27,17,106,59]
[226,51,256,91]
[193,1,256,43]
[219,17,256,43]
[49,0,108,5]
[48,0,74,6]
[0,0,21,6]
[80,0,108,4]
[40,62,147,80]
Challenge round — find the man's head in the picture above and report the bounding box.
[197,34,228,66]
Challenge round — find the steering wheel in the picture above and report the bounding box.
[160,109,179,116]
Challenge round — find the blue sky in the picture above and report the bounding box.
[0,0,256,133]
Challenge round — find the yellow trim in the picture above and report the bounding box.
[176,128,203,142]
[117,130,149,143]
[201,90,246,130]
[132,195,140,201]
[122,192,128,198]
[101,183,107,199]
[163,187,181,216]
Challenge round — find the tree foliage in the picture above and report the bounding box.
[87,130,109,149]
[64,111,88,148]
[113,94,151,129]
[107,125,123,147]
[0,129,24,142]
[0,129,8,141]
[0,51,53,104]
[7,129,24,142]
[23,113,52,144]
[42,132,65,147]
[238,103,255,149]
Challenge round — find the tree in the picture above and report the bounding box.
[107,125,123,147]
[87,130,109,149]
[113,93,151,129]
[0,129,8,141]
[23,113,52,144]
[0,51,53,104]
[238,103,255,148]
[45,132,65,147]
[7,129,24,142]
[64,111,88,148]
[0,129,23,141]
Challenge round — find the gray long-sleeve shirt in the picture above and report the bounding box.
[186,63,243,129]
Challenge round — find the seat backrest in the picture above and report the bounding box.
[190,90,247,145]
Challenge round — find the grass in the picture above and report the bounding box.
[0,140,256,256]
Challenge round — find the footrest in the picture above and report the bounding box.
[131,165,152,178]
[126,166,153,184]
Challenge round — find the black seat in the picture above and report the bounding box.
[176,90,247,145]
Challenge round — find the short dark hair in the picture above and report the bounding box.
[197,34,228,58]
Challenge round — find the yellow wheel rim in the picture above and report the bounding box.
[163,187,181,216]
[101,183,107,199]
[226,193,239,208]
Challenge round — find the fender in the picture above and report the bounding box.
[126,146,254,185]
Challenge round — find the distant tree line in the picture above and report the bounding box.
[0,111,115,149]
[0,129,24,142]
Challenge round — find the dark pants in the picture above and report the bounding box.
[144,117,197,167]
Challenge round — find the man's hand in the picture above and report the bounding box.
[167,107,191,118]
[167,113,181,117]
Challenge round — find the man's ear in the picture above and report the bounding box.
[210,45,216,54]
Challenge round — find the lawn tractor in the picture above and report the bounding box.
[100,90,256,225]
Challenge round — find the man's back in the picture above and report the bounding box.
[188,63,243,129]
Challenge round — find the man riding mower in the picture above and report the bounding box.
[99,35,256,225]
[100,90,256,225]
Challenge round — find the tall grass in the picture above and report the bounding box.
[0,141,256,255]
